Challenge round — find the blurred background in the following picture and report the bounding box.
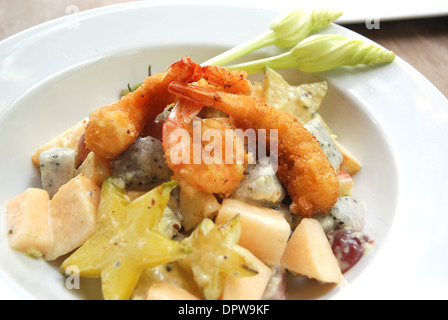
[1,0,447,97]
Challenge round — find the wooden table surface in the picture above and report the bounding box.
[1,1,447,98]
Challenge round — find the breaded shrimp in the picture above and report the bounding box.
[84,58,250,160]
[162,99,247,197]
[85,57,197,159]
[168,82,339,217]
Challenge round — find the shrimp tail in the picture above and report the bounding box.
[190,65,252,95]
[168,82,256,122]
[167,99,203,125]
[162,99,203,147]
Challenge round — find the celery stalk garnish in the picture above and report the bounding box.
[224,34,396,74]
[202,9,343,67]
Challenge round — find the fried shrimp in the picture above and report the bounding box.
[85,57,197,160]
[161,64,252,197]
[168,82,339,217]
[190,65,252,95]
[84,58,250,160]
[162,99,247,197]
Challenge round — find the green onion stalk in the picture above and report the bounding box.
[120,82,143,97]
[224,34,396,74]
[201,9,343,67]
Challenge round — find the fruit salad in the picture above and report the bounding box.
[5,64,372,300]
[4,9,394,300]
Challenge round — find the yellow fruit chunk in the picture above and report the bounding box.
[146,283,200,300]
[76,152,111,187]
[60,178,189,300]
[179,216,258,300]
[180,190,221,232]
[45,174,101,261]
[221,247,272,300]
[6,188,51,258]
[281,218,343,284]
[31,118,88,166]
[335,140,362,176]
[261,67,328,124]
[216,199,291,266]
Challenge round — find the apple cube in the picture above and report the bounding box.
[335,141,362,176]
[180,190,221,232]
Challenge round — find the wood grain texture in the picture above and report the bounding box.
[0,0,137,39]
[345,17,448,98]
[0,1,447,97]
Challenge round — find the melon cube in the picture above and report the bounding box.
[281,218,343,284]
[146,283,200,300]
[216,199,291,266]
[5,188,51,257]
[44,174,100,261]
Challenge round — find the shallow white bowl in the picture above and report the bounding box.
[1,2,447,300]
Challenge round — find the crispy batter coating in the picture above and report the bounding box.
[84,58,251,160]
[85,57,197,159]
[168,82,339,217]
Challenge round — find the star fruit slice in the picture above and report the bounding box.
[179,215,258,300]
[60,178,189,300]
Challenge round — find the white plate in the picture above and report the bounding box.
[185,0,448,23]
[1,2,448,300]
